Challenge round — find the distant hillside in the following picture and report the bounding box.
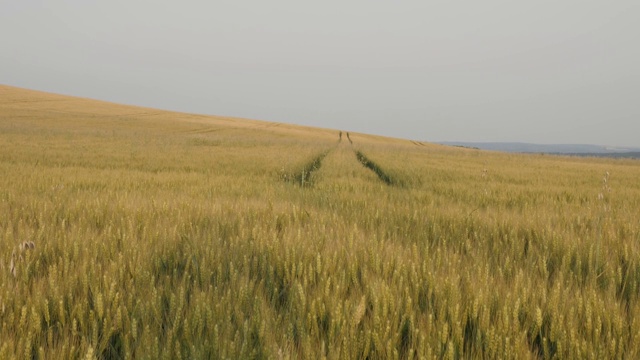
[439,142,640,158]
[568,152,640,159]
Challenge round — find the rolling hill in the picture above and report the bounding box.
[2,84,640,359]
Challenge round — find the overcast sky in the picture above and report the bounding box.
[2,1,639,146]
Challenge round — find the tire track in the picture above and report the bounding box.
[182,126,228,134]
[281,131,343,188]
[355,151,398,186]
[281,150,331,188]
[347,134,402,186]
[179,121,275,135]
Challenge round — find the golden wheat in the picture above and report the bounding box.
[1,85,640,358]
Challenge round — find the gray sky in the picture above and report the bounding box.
[2,1,639,146]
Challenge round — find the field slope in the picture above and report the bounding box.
[2,84,640,359]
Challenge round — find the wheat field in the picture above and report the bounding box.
[1,84,640,359]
